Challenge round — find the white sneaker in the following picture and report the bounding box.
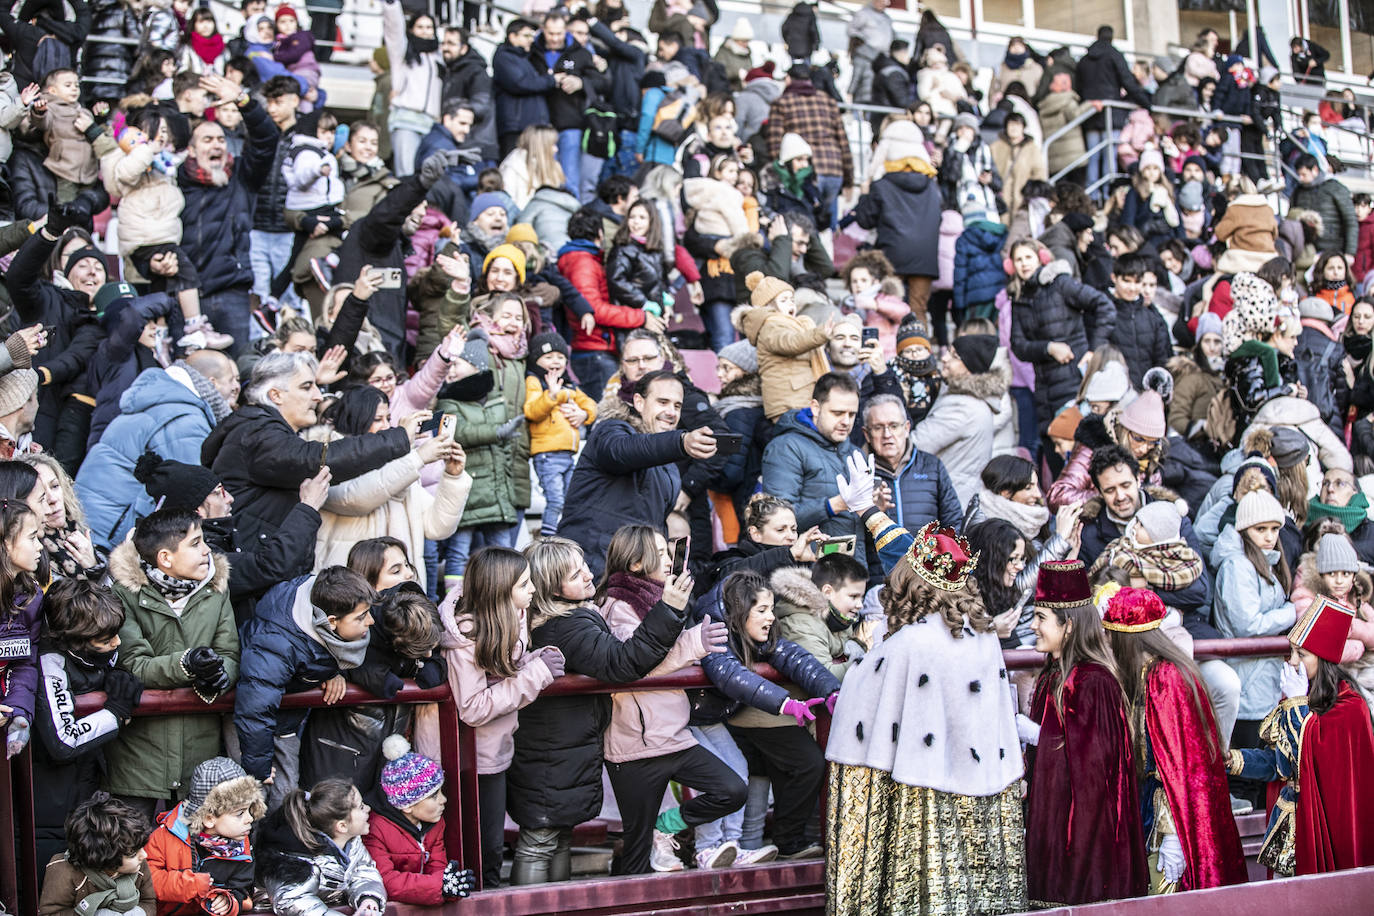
[695,840,739,869]
[650,830,684,871]
[733,844,778,866]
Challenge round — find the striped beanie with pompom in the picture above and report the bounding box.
[380,735,445,809]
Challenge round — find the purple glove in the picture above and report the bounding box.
[700,620,729,654]
[825,692,838,715]
[538,646,566,679]
[781,697,824,726]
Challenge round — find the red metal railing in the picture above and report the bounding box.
[0,637,1297,915]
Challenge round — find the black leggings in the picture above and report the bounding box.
[478,771,507,888]
[606,745,747,874]
[727,724,825,855]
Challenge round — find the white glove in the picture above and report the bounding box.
[1015,713,1040,746]
[834,452,876,514]
[1280,661,1309,699]
[1157,833,1185,884]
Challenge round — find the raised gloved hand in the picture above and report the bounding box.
[6,717,29,758]
[834,451,876,514]
[45,193,89,237]
[418,149,463,189]
[1015,713,1041,746]
[442,861,476,899]
[825,692,839,715]
[781,696,825,726]
[1280,660,1309,700]
[103,668,144,722]
[1156,833,1185,884]
[496,416,525,441]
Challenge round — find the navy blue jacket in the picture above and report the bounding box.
[874,446,964,534]
[234,575,342,780]
[414,122,492,193]
[492,41,554,136]
[952,219,1008,312]
[86,293,177,448]
[179,99,279,296]
[695,632,841,725]
[589,21,646,126]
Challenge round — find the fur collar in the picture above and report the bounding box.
[943,363,1011,402]
[770,566,827,618]
[716,231,763,259]
[594,391,649,433]
[720,373,762,399]
[1035,259,1073,285]
[108,540,230,596]
[1167,354,1201,378]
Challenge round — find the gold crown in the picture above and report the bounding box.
[906,521,979,592]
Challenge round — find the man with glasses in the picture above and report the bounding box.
[863,394,962,535]
[1308,468,1374,563]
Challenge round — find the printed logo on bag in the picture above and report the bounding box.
[0,637,30,660]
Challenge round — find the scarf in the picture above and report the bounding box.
[142,561,201,601]
[1089,537,1203,591]
[171,361,233,423]
[1325,278,1350,292]
[76,865,142,914]
[463,222,505,253]
[189,29,225,65]
[405,33,439,67]
[1307,492,1371,535]
[771,160,812,199]
[473,310,529,360]
[1345,331,1372,363]
[181,153,234,188]
[41,521,101,580]
[976,488,1050,540]
[194,832,247,859]
[312,606,370,669]
[825,605,859,633]
[1004,50,1029,69]
[884,156,937,177]
[604,571,663,620]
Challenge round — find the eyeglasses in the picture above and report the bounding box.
[1324,477,1357,492]
[623,354,662,366]
[1126,430,1160,448]
[866,422,908,435]
[370,372,397,386]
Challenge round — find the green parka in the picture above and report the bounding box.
[435,348,531,527]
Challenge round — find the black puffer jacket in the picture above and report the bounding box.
[5,142,56,222]
[853,169,942,277]
[252,126,296,232]
[200,405,410,547]
[508,601,685,829]
[442,47,497,160]
[83,0,139,104]
[1008,260,1116,433]
[1108,296,1172,388]
[531,37,608,132]
[1073,35,1150,130]
[605,240,668,310]
[589,22,646,127]
[695,630,840,725]
[1223,341,1300,439]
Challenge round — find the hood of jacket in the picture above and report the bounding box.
[770,566,827,619]
[445,46,489,82]
[526,186,579,215]
[881,169,934,194]
[742,78,784,105]
[119,366,216,418]
[963,219,1008,250]
[944,363,1011,405]
[593,390,650,433]
[107,539,230,596]
[1084,38,1114,60]
[1030,258,1073,287]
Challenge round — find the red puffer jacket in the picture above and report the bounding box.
[557,241,648,353]
[361,807,448,905]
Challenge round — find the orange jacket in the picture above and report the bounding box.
[144,803,255,916]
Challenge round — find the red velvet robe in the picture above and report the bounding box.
[1145,661,1248,890]
[1027,663,1148,906]
[1296,681,1374,875]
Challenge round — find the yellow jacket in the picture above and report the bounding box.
[524,375,598,454]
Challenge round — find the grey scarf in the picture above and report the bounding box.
[312,606,370,669]
[173,360,232,423]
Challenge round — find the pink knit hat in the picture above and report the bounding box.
[1119,390,1166,439]
[380,736,444,809]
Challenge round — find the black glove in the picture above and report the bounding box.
[1074,411,1114,450]
[496,416,524,440]
[103,668,144,722]
[441,861,475,899]
[418,149,462,189]
[182,646,225,681]
[413,656,446,689]
[45,194,84,237]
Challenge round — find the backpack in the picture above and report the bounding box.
[32,34,71,84]
[583,105,618,159]
[1205,388,1237,450]
[652,91,691,144]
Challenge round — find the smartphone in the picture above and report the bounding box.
[669,535,690,577]
[41,325,56,337]
[318,438,329,472]
[378,267,403,289]
[861,326,880,347]
[439,413,457,441]
[817,535,857,556]
[713,432,743,455]
[417,413,443,436]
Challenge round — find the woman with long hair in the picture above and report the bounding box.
[382,3,442,177]
[1102,587,1247,892]
[1023,559,1147,905]
[499,124,566,211]
[19,454,103,581]
[1229,597,1374,875]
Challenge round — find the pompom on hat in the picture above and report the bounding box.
[1102,587,1167,633]
[1035,559,1092,609]
[905,521,978,592]
[380,735,445,809]
[1290,596,1358,664]
[745,271,794,309]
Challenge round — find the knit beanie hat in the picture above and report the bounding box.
[471,192,507,220]
[460,327,492,373]
[745,270,794,309]
[1062,212,1094,235]
[1083,360,1130,403]
[954,112,980,133]
[483,244,526,284]
[134,451,221,512]
[64,246,103,278]
[184,757,248,821]
[778,132,813,165]
[744,64,776,82]
[1269,426,1310,469]
[1236,490,1285,531]
[528,331,570,361]
[1118,390,1166,439]
[505,223,539,245]
[275,4,298,21]
[951,334,998,375]
[1232,454,1279,499]
[1196,311,1223,341]
[0,369,37,418]
[1177,180,1204,212]
[1046,405,1083,441]
[92,281,136,319]
[1138,147,1165,174]
[1129,499,1183,544]
[730,17,754,40]
[1316,533,1360,574]
[717,340,758,374]
[895,319,930,353]
[380,736,445,809]
[880,119,930,163]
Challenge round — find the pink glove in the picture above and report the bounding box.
[825,692,838,715]
[781,697,824,726]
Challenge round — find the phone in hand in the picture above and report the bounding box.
[669,535,690,577]
[378,267,403,289]
[417,413,443,436]
[439,413,457,441]
[816,535,857,556]
[713,432,743,455]
[861,326,880,347]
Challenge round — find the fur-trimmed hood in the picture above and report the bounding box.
[943,362,1011,405]
[770,566,827,619]
[1167,353,1202,378]
[1079,485,1181,522]
[1297,550,1374,606]
[107,539,230,596]
[1034,259,1074,286]
[594,390,650,433]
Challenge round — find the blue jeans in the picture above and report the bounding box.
[1083,127,1107,190]
[816,173,844,230]
[557,129,583,202]
[578,152,605,204]
[391,127,423,177]
[690,723,749,849]
[434,518,523,592]
[249,230,299,311]
[1012,386,1039,459]
[571,350,618,402]
[201,286,252,359]
[532,451,575,536]
[702,300,736,352]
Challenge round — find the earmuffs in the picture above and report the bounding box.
[1003,246,1053,276]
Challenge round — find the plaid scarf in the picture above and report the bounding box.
[194,832,246,859]
[1090,537,1203,591]
[182,154,235,187]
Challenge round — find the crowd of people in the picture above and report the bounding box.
[1,0,1374,912]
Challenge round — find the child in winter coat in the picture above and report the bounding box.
[144,757,265,916]
[363,737,475,904]
[684,155,752,241]
[1116,108,1158,170]
[29,68,100,201]
[596,525,742,874]
[606,201,673,316]
[1089,500,1204,595]
[841,250,907,359]
[38,792,155,916]
[106,509,238,809]
[1312,249,1356,316]
[1213,491,1297,729]
[86,285,177,448]
[952,210,1009,324]
[771,553,871,681]
[525,332,597,538]
[282,111,345,298]
[437,545,562,888]
[699,569,841,859]
[32,579,144,872]
[272,6,322,112]
[256,779,386,915]
[0,500,44,760]
[737,272,833,420]
[1292,533,1374,708]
